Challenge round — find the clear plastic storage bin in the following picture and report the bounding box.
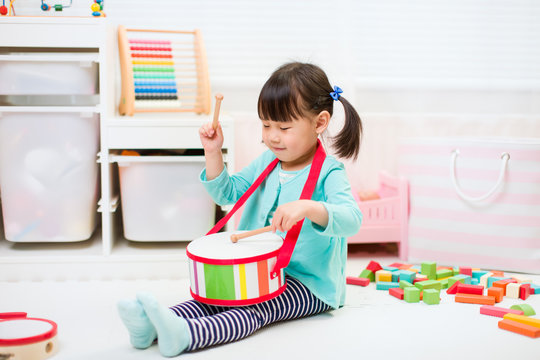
[0,112,100,242]
[116,156,215,241]
[0,60,98,95]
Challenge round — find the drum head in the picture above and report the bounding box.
[0,318,57,346]
[187,231,283,260]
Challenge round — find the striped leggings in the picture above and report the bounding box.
[169,277,331,351]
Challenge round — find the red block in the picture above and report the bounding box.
[457,283,484,296]
[459,267,473,276]
[446,281,461,295]
[346,276,370,287]
[388,262,404,268]
[389,287,404,300]
[366,261,383,273]
[519,284,531,300]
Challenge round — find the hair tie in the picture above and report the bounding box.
[329,86,343,101]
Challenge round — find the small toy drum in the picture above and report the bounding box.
[187,231,286,306]
[0,312,58,360]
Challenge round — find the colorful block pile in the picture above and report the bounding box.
[348,260,540,338]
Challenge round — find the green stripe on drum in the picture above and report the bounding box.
[203,263,236,300]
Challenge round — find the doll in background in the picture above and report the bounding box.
[118,61,363,357]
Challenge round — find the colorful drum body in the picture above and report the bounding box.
[186,231,286,306]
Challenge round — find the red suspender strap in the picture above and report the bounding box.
[270,140,326,278]
[205,140,327,279]
[206,157,280,235]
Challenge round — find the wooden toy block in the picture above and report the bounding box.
[446,281,461,295]
[346,276,370,286]
[455,293,495,305]
[391,271,400,283]
[400,280,414,289]
[436,269,453,280]
[415,274,428,281]
[531,283,540,294]
[438,278,449,289]
[389,287,404,300]
[470,278,480,285]
[421,262,437,280]
[487,277,506,288]
[404,287,421,303]
[459,267,473,276]
[376,270,392,283]
[366,260,383,273]
[448,275,471,288]
[511,274,532,283]
[415,280,441,291]
[423,289,441,305]
[498,319,540,338]
[487,287,504,303]
[479,272,494,288]
[472,270,489,281]
[480,305,524,318]
[510,304,536,317]
[398,264,414,270]
[506,282,521,299]
[376,282,400,291]
[359,269,375,281]
[491,270,505,277]
[519,284,531,300]
[398,270,416,283]
[389,262,404,268]
[456,283,484,296]
[383,266,399,272]
[493,279,517,296]
[503,313,540,329]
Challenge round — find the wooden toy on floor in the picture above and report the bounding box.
[480,305,524,318]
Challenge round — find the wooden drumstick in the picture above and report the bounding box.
[230,225,273,243]
[212,94,224,130]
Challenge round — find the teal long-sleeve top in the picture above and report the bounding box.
[200,149,362,309]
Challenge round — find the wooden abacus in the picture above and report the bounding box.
[117,25,211,116]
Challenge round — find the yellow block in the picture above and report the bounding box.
[376,270,392,283]
[503,313,540,329]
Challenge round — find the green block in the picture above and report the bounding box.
[404,287,421,303]
[510,304,536,316]
[359,269,375,281]
[415,280,442,291]
[423,289,441,305]
[436,269,453,279]
[399,280,414,289]
[448,275,471,288]
[438,278,449,289]
[421,262,437,280]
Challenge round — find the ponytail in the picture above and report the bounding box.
[332,96,362,160]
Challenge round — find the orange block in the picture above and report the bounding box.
[498,319,540,338]
[487,287,504,303]
[455,293,495,305]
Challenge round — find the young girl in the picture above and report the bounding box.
[117,61,363,357]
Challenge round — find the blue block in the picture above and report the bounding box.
[383,266,399,272]
[398,270,416,283]
[376,282,400,291]
[471,278,479,285]
[391,272,400,282]
[472,270,489,280]
[529,283,540,294]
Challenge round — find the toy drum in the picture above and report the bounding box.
[0,313,58,360]
[187,231,286,306]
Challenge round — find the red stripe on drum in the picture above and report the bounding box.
[257,260,269,296]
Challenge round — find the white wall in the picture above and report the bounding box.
[11,0,540,188]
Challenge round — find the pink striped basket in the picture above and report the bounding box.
[399,137,540,273]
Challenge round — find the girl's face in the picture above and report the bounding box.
[261,114,323,171]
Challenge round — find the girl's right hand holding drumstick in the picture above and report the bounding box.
[199,94,225,180]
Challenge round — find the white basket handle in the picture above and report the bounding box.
[451,149,510,202]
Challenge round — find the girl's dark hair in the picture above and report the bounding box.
[257,62,363,160]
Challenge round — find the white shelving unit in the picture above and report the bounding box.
[0,17,234,281]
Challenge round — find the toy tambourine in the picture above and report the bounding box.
[0,312,58,360]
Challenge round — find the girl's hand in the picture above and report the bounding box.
[271,200,328,233]
[199,122,224,154]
